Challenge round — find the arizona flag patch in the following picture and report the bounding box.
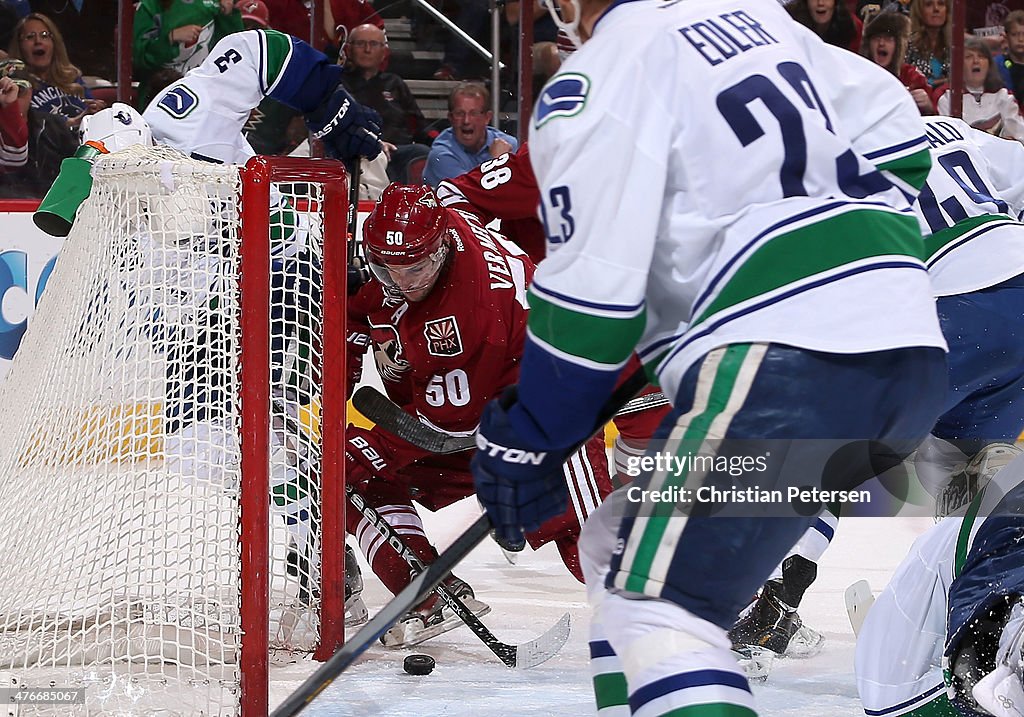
[424,316,463,356]
[535,73,590,128]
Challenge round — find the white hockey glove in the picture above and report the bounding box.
[974,601,1024,717]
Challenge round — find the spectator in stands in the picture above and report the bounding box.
[995,10,1024,106]
[133,0,243,107]
[7,13,105,131]
[0,74,26,170]
[861,11,935,114]
[504,0,562,98]
[0,3,18,57]
[325,0,384,49]
[423,82,517,186]
[906,0,951,89]
[264,0,314,44]
[785,0,863,52]
[340,23,432,183]
[857,0,909,25]
[0,63,77,198]
[938,34,1024,141]
[238,2,307,156]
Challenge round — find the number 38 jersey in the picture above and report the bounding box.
[348,208,533,466]
[525,0,946,424]
[916,116,1024,296]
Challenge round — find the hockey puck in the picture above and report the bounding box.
[403,654,435,675]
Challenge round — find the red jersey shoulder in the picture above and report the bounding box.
[446,143,540,222]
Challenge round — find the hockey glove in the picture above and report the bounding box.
[472,388,570,547]
[305,86,383,161]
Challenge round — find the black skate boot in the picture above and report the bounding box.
[380,574,490,648]
[729,555,824,658]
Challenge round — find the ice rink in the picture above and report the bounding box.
[268,498,932,716]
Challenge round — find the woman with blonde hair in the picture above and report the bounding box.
[905,0,951,88]
[7,13,104,131]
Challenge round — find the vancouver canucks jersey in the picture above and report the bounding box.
[144,29,343,164]
[917,116,1024,296]
[521,0,946,443]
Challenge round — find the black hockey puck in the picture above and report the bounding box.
[403,654,435,675]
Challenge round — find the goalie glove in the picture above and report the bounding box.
[972,601,1024,717]
[305,86,383,162]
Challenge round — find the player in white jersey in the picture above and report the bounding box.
[737,114,1024,670]
[30,28,384,625]
[470,1,949,715]
[856,444,1024,717]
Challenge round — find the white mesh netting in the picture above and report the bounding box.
[0,145,333,715]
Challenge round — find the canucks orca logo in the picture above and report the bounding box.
[535,73,590,128]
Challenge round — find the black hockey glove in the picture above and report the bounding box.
[306,86,383,162]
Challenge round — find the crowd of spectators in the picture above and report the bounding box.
[0,0,1019,200]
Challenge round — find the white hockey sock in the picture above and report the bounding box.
[601,592,756,717]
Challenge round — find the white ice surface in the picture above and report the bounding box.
[268,498,933,716]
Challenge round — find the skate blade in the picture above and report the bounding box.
[733,647,775,682]
[784,625,825,659]
[381,601,492,648]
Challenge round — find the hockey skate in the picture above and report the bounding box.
[344,544,368,627]
[729,579,824,659]
[380,575,491,648]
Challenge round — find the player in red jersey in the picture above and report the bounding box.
[437,144,669,487]
[344,183,612,647]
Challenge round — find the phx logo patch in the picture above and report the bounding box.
[424,315,463,357]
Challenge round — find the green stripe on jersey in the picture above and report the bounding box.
[923,214,1013,263]
[694,209,923,327]
[877,147,933,190]
[902,693,961,717]
[592,672,629,710]
[528,288,646,367]
[953,486,986,579]
[623,344,752,593]
[659,704,757,717]
[262,29,293,89]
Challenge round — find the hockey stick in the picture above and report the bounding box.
[271,367,650,717]
[351,385,671,455]
[346,158,362,266]
[272,396,568,667]
[346,482,571,667]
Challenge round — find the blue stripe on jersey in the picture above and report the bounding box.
[662,260,927,372]
[629,670,750,712]
[691,200,905,318]
[863,136,929,162]
[863,682,947,716]
[925,217,1016,268]
[812,517,834,542]
[532,278,645,315]
[589,640,617,659]
[515,337,621,450]
[266,37,344,114]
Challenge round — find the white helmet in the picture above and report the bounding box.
[79,102,153,153]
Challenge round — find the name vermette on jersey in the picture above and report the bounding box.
[678,10,779,66]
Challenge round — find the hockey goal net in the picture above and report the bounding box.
[0,146,348,716]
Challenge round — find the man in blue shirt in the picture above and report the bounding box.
[423,81,518,186]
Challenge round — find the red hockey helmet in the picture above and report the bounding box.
[363,184,450,301]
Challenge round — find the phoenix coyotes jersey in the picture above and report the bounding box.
[916,116,1024,296]
[349,208,533,455]
[526,0,946,411]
